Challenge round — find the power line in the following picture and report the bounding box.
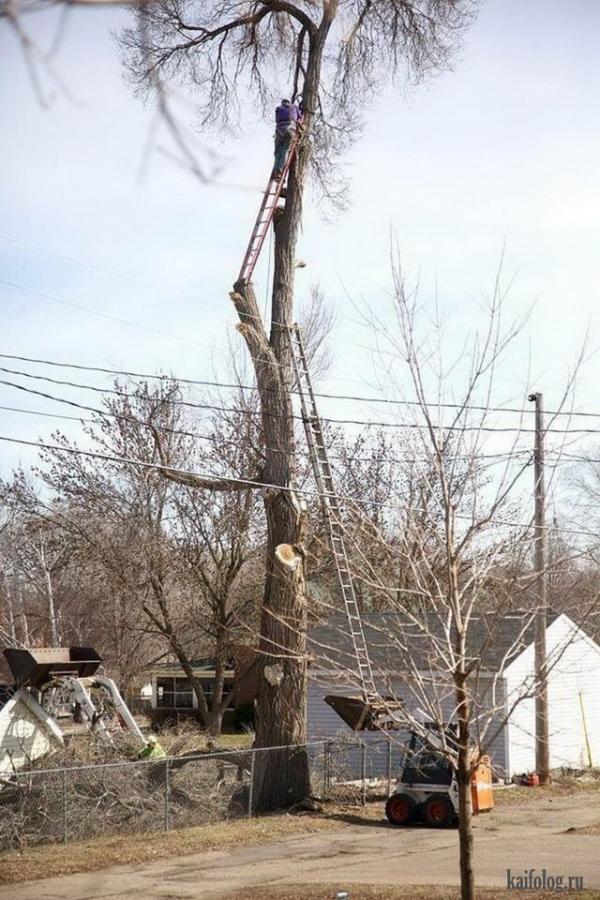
[0,232,233,319]
[1,350,593,421]
[2,363,596,435]
[3,234,600,422]
[561,452,600,464]
[0,405,85,423]
[0,352,257,393]
[0,275,370,390]
[0,278,226,354]
[0,432,596,539]
[0,390,531,470]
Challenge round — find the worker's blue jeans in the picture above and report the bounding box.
[273,127,294,175]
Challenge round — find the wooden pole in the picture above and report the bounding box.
[528,391,549,783]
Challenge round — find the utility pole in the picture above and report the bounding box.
[528,391,549,783]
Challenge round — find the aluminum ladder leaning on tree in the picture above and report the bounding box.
[286,324,402,731]
[284,328,495,831]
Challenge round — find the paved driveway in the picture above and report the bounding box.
[5,794,600,899]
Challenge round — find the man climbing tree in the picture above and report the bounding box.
[273,98,301,178]
[121,0,476,810]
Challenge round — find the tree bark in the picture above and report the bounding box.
[16,574,30,646]
[455,673,475,900]
[1,572,17,644]
[39,541,59,645]
[143,581,212,725]
[228,31,332,809]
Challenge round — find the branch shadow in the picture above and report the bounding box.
[318,810,400,829]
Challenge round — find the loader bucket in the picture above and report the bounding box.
[4,646,102,689]
[324,694,404,732]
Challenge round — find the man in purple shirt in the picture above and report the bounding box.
[273,98,300,178]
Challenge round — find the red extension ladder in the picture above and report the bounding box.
[237,130,301,285]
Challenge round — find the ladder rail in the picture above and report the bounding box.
[237,130,301,285]
[289,324,378,701]
[238,181,279,285]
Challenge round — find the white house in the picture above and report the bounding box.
[0,689,64,775]
[505,614,599,772]
[307,612,600,778]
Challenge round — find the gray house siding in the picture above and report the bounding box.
[307,673,509,780]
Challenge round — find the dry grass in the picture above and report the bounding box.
[492,770,600,807]
[0,811,335,886]
[223,887,600,900]
[3,772,599,887]
[155,720,254,755]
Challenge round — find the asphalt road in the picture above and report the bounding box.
[6,793,600,899]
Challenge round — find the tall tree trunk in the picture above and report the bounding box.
[455,673,475,900]
[1,573,17,644]
[39,542,59,645]
[229,33,331,809]
[253,493,309,808]
[16,574,30,645]
[208,653,226,738]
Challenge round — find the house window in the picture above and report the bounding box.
[156,677,194,709]
[155,675,235,709]
[200,679,234,704]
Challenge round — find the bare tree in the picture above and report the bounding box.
[26,378,266,734]
[1,476,76,646]
[0,505,30,647]
[115,0,475,807]
[305,270,597,900]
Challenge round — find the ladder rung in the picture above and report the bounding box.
[289,321,376,702]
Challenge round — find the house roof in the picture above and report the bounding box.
[150,657,230,672]
[307,610,563,675]
[150,661,235,679]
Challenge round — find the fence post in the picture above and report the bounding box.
[323,741,330,801]
[360,742,367,807]
[62,769,68,844]
[164,759,170,832]
[387,739,392,796]
[247,749,256,820]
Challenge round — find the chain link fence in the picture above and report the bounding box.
[0,737,407,851]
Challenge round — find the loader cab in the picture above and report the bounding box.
[386,727,459,828]
[401,731,453,787]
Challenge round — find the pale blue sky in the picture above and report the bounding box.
[1,0,599,483]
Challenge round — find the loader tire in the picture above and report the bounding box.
[421,793,455,828]
[385,792,416,826]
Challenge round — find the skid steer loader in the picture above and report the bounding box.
[384,727,493,828]
[324,694,493,828]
